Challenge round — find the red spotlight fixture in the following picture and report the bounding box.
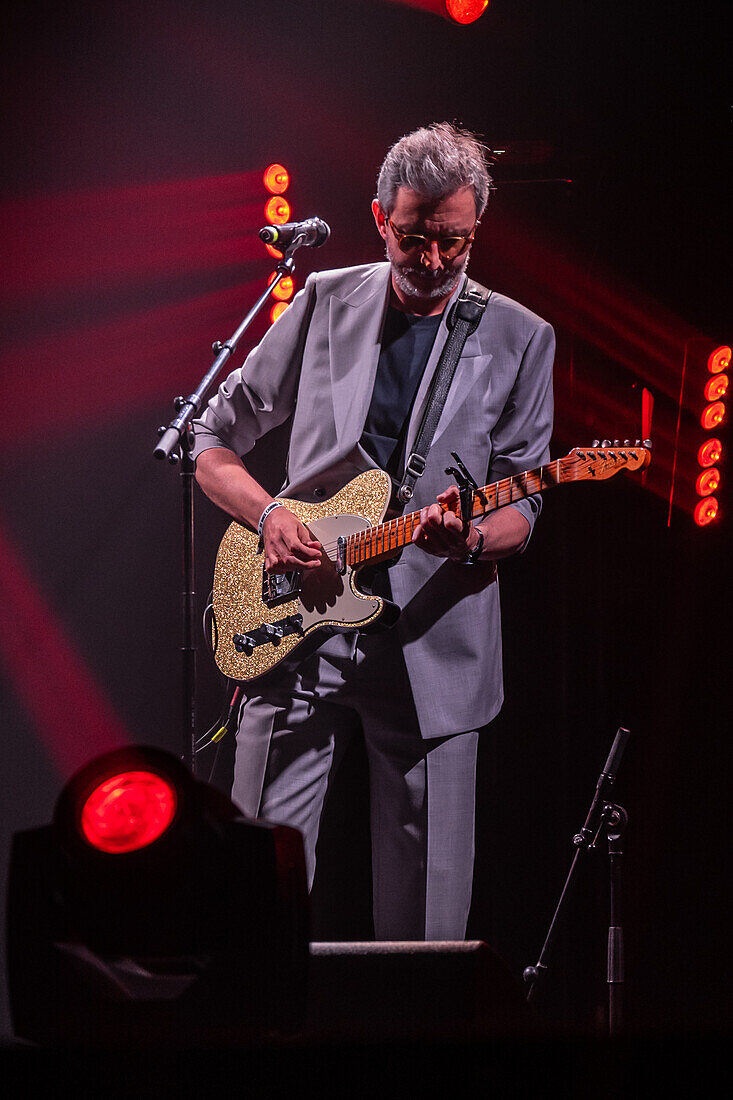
[694,496,719,526]
[398,0,489,22]
[688,341,730,526]
[269,272,295,301]
[270,301,290,324]
[701,401,726,430]
[263,163,290,195]
[79,769,178,854]
[264,195,291,224]
[7,746,309,1045]
[698,438,723,467]
[445,0,489,24]
[262,163,295,325]
[708,346,731,374]
[695,468,720,497]
[705,374,728,402]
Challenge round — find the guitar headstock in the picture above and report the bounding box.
[566,440,652,481]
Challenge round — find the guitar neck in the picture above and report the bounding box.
[346,457,572,568]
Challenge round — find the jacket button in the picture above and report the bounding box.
[313,486,325,498]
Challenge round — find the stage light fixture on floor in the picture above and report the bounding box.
[6,746,309,1046]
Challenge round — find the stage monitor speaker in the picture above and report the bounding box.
[306,940,541,1041]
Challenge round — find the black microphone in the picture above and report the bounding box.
[259,217,330,250]
[573,727,630,849]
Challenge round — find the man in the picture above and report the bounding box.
[193,123,554,941]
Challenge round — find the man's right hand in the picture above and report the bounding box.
[262,506,323,574]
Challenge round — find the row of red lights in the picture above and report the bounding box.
[263,163,294,324]
[694,345,729,526]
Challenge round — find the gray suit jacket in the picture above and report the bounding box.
[193,262,554,737]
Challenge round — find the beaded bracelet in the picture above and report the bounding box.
[257,500,284,553]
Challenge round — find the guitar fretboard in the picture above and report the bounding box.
[346,457,570,567]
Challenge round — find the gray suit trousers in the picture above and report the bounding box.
[231,629,479,941]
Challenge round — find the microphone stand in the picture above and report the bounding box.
[523,726,630,1036]
[153,251,298,775]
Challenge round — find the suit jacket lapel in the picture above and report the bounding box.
[329,264,391,451]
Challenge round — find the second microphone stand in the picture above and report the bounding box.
[523,726,630,1037]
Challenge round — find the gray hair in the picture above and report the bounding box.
[376,122,493,217]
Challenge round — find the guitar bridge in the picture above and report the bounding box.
[262,568,301,607]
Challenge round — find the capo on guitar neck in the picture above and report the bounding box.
[444,451,487,527]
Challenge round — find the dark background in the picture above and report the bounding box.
[1,0,730,1042]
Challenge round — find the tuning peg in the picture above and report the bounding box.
[613,440,621,447]
[601,439,612,448]
[643,439,652,448]
[623,440,631,447]
[592,439,600,447]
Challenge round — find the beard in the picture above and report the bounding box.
[385,240,469,304]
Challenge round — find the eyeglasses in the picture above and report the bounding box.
[386,216,478,260]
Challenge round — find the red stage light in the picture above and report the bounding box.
[270,302,289,324]
[265,243,284,260]
[445,0,489,23]
[696,468,720,497]
[708,346,731,374]
[694,497,719,526]
[264,196,291,224]
[701,401,726,430]
[698,438,723,467]
[80,770,178,854]
[269,273,294,301]
[263,164,290,195]
[705,373,728,401]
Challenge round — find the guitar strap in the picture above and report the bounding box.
[397,276,492,504]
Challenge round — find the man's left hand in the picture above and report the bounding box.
[412,485,480,561]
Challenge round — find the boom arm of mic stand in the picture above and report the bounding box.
[152,255,296,775]
[154,255,296,463]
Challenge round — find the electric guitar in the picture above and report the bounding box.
[209,442,651,682]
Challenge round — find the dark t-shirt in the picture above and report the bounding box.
[360,305,443,486]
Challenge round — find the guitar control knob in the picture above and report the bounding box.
[287,614,305,636]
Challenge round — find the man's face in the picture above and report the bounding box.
[372,185,477,310]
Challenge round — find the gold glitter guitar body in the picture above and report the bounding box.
[210,443,651,683]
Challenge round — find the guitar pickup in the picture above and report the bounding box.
[262,569,301,607]
[233,614,304,655]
